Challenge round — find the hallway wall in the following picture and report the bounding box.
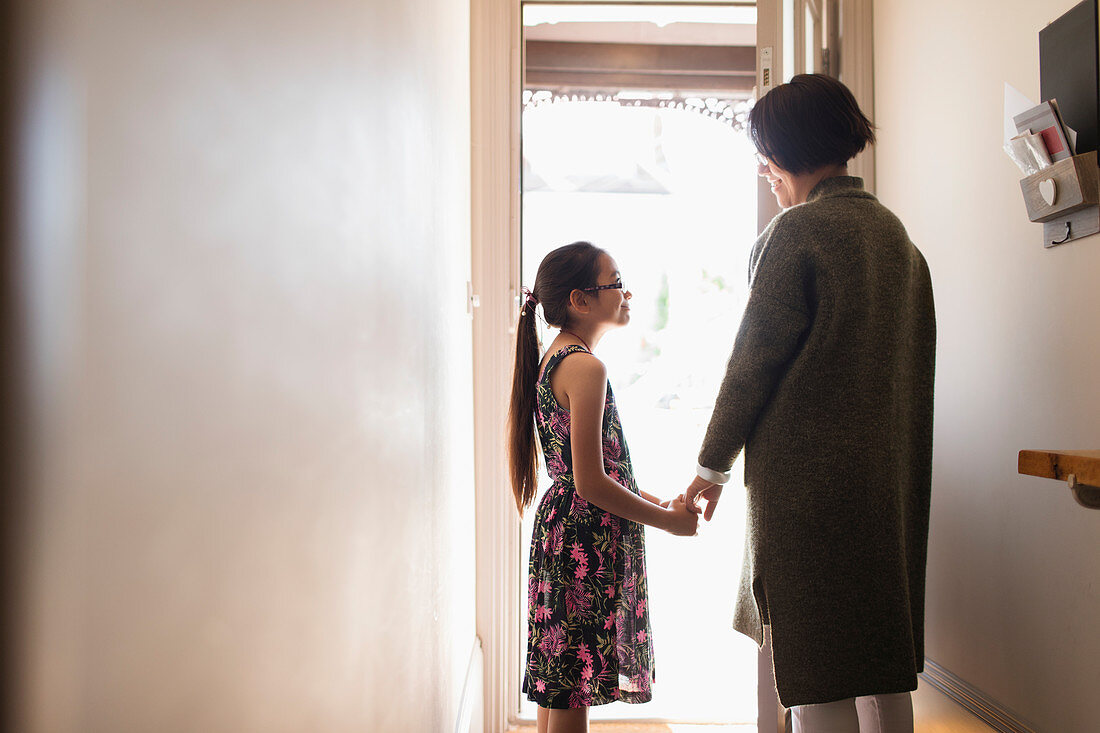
[874,1,1100,731]
[8,0,474,731]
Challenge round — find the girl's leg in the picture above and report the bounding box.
[791,697,859,733]
[536,705,550,733]
[854,692,913,733]
[546,706,588,733]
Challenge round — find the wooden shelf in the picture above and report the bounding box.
[1018,450,1100,509]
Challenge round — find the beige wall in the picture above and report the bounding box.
[875,1,1100,731]
[10,0,475,731]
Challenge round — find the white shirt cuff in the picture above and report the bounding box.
[696,463,731,485]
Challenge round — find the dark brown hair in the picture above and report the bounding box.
[508,241,605,514]
[748,73,876,175]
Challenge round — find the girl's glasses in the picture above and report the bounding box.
[582,282,624,293]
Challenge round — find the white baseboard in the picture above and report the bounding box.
[456,636,485,733]
[919,658,1038,733]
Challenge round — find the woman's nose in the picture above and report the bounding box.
[624,289,632,300]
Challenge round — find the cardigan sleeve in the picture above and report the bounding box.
[697,217,812,475]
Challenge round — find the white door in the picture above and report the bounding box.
[755,0,841,231]
[759,0,875,190]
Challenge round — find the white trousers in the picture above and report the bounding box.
[790,692,913,733]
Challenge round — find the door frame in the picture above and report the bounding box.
[839,0,875,190]
[470,2,874,730]
[471,0,523,730]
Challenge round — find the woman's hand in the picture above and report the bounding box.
[685,475,723,521]
[662,496,699,536]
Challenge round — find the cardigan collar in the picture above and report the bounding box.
[806,175,870,203]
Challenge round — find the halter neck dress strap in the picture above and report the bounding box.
[539,343,591,382]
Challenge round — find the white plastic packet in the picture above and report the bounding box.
[1004,131,1052,176]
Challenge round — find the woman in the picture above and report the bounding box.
[684,74,936,733]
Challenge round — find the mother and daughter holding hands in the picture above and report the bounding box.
[508,75,936,733]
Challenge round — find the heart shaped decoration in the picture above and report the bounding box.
[1039,178,1057,206]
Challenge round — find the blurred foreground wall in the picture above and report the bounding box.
[5,0,475,730]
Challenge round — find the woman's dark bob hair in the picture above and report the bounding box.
[748,73,876,175]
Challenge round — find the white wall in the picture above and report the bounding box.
[875,1,1100,731]
[10,0,474,731]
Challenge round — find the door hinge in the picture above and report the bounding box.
[467,281,480,315]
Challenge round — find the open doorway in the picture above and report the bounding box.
[472,1,873,730]
[518,3,759,725]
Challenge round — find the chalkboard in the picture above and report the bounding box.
[1040,0,1099,155]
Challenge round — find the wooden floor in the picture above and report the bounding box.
[510,721,752,726]
[509,679,993,732]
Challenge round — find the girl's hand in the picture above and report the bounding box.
[662,496,699,536]
[658,493,685,509]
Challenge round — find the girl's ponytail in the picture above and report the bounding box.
[507,242,604,516]
[508,292,541,513]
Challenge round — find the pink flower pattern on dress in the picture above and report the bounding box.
[547,409,570,440]
[523,345,653,709]
[602,432,622,465]
[568,688,593,708]
[539,623,568,657]
[546,453,568,479]
[564,578,592,616]
[570,492,590,518]
[548,522,564,555]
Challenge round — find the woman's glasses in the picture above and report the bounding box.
[582,282,624,293]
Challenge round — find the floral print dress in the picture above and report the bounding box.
[523,344,655,709]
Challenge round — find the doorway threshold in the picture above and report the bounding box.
[512,724,755,733]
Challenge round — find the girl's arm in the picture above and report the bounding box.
[639,489,677,508]
[558,354,697,536]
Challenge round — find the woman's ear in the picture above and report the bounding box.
[568,288,590,315]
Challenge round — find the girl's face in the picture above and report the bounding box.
[586,254,632,327]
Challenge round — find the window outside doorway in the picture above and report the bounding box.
[518,4,762,724]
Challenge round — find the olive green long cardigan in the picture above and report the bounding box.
[698,176,936,707]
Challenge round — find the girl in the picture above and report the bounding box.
[509,241,698,733]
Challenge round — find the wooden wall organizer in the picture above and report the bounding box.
[1019,151,1099,247]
